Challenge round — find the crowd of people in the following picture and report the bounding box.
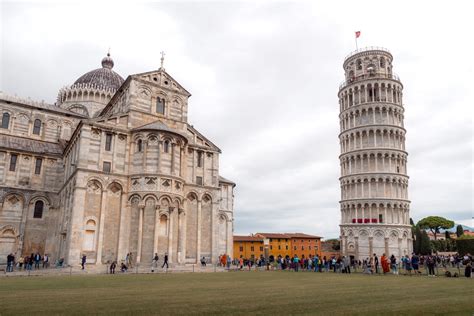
[5,252,56,272]
[3,251,473,278]
[230,252,474,278]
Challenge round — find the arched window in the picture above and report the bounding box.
[137,139,143,152]
[1,113,10,129]
[33,200,44,219]
[348,70,354,82]
[356,59,362,70]
[164,140,169,153]
[380,57,385,68]
[33,119,42,135]
[156,97,165,115]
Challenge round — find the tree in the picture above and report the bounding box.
[417,216,454,240]
[420,230,432,255]
[456,225,464,238]
[413,225,421,254]
[445,230,451,239]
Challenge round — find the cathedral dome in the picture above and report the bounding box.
[73,53,124,91]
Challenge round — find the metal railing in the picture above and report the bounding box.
[339,73,401,90]
[344,46,391,62]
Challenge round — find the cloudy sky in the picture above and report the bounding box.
[1,1,472,238]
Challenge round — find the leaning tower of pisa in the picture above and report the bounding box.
[338,47,412,261]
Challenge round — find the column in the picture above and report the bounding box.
[177,209,185,264]
[384,237,389,255]
[354,236,359,260]
[143,141,148,171]
[153,206,160,256]
[117,197,130,262]
[157,141,161,173]
[398,238,402,259]
[343,236,348,256]
[136,205,144,263]
[226,219,233,259]
[179,147,184,177]
[167,207,175,263]
[196,198,202,263]
[171,144,175,175]
[369,237,373,256]
[96,189,108,264]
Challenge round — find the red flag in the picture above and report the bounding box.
[355,31,361,38]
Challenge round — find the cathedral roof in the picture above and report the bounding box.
[72,53,124,91]
[219,175,236,186]
[133,120,188,139]
[0,134,64,156]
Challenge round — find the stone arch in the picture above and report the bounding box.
[128,194,141,204]
[159,195,172,207]
[1,193,25,218]
[142,194,158,204]
[98,181,123,263]
[0,225,18,260]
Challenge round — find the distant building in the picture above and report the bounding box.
[233,232,322,260]
[233,236,264,260]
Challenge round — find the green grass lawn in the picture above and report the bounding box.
[0,271,473,315]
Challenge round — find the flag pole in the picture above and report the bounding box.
[355,36,358,50]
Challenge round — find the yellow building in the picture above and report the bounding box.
[233,236,264,259]
[255,233,291,259]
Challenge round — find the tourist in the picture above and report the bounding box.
[56,258,64,268]
[162,253,169,269]
[293,255,300,272]
[6,253,15,272]
[465,261,472,278]
[120,262,128,273]
[81,254,87,270]
[43,254,49,269]
[201,256,206,267]
[110,261,116,274]
[127,252,133,268]
[411,253,421,275]
[373,254,379,274]
[381,253,390,274]
[404,255,412,275]
[226,254,231,270]
[390,254,397,274]
[344,256,351,273]
[239,256,243,270]
[426,255,436,276]
[152,253,159,272]
[24,256,31,270]
[313,255,319,272]
[17,256,24,270]
[34,252,41,269]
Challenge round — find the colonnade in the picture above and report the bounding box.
[340,177,408,200]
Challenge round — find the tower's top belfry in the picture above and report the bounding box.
[340,47,400,92]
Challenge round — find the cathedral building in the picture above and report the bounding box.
[0,53,235,266]
[338,47,412,260]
